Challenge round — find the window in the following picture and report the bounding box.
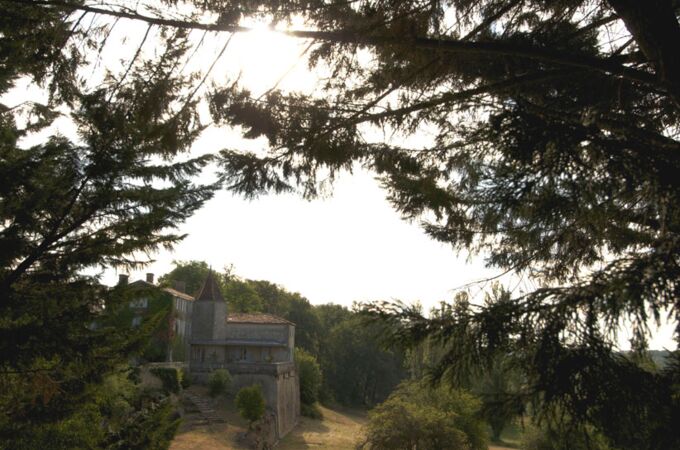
[129,297,148,309]
[131,316,142,327]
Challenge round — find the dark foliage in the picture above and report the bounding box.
[150,368,182,394]
[295,348,323,406]
[1,2,215,446]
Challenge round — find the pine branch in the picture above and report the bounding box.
[12,0,663,91]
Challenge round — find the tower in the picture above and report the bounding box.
[190,270,227,341]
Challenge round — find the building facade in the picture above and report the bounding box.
[124,273,195,361]
[188,272,300,438]
[122,271,300,438]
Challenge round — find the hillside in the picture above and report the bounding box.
[170,388,367,450]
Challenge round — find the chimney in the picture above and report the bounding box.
[173,280,186,293]
[146,273,155,284]
[118,274,129,285]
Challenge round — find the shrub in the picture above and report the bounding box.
[180,369,192,389]
[301,402,323,419]
[208,369,231,397]
[235,384,266,427]
[150,367,181,394]
[360,381,488,450]
[295,348,322,405]
[520,424,611,450]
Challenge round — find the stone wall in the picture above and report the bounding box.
[190,362,300,438]
[274,368,300,437]
[225,323,288,343]
[229,364,299,438]
[191,300,227,341]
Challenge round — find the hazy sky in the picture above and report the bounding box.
[98,22,499,308]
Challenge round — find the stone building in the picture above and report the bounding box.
[123,273,195,361]
[188,271,300,438]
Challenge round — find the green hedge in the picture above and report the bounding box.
[150,367,181,393]
[180,369,192,389]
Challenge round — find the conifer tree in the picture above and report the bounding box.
[1,2,215,446]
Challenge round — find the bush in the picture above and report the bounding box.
[520,424,611,450]
[180,369,192,389]
[235,384,266,427]
[208,369,231,397]
[295,348,322,405]
[150,367,181,394]
[360,381,488,450]
[301,402,323,419]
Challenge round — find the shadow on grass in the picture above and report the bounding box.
[278,405,367,449]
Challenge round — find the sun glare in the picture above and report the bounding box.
[219,18,317,96]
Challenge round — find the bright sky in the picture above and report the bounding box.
[87,20,499,309]
[6,13,675,349]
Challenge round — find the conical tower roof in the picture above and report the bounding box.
[196,270,224,302]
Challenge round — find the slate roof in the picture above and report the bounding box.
[226,313,294,326]
[196,270,225,302]
[127,279,195,301]
[163,287,194,302]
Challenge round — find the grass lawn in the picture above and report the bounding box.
[278,405,367,449]
[170,387,367,450]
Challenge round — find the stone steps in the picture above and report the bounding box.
[185,392,226,423]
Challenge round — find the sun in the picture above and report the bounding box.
[225,18,317,95]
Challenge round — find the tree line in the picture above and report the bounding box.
[158,260,407,408]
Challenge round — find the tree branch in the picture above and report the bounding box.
[13,0,662,91]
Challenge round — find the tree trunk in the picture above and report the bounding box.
[607,0,680,108]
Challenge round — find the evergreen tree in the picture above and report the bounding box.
[0,3,215,446]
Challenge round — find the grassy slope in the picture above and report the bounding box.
[278,405,367,449]
[170,388,367,450]
[171,387,524,449]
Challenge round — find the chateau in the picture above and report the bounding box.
[125,272,300,438]
[189,271,300,437]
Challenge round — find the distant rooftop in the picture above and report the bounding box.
[163,287,194,302]
[127,278,195,301]
[227,313,294,326]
